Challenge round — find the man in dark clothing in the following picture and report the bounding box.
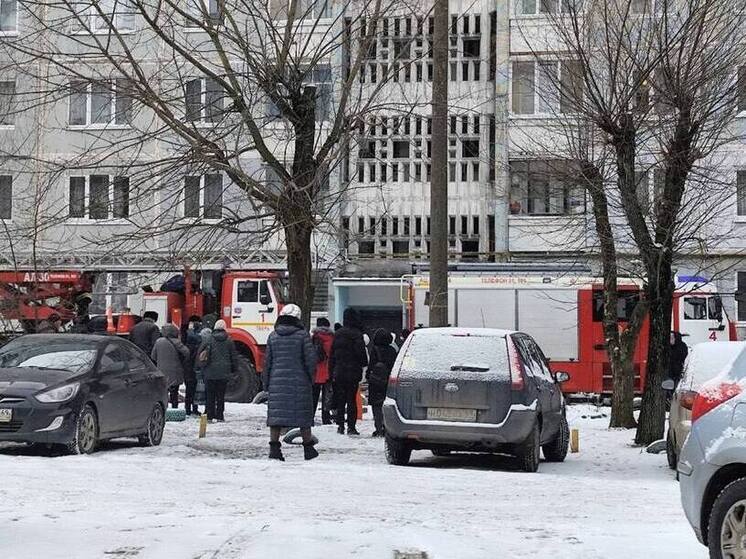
[367,328,398,437]
[37,313,63,334]
[183,316,203,415]
[130,311,161,356]
[264,304,318,461]
[199,319,238,421]
[669,331,689,387]
[311,317,335,425]
[329,308,368,435]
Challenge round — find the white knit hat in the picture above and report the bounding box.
[280,304,302,319]
[214,319,227,330]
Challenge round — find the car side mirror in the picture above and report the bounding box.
[555,371,570,383]
[661,379,675,391]
[100,361,126,375]
[260,294,271,306]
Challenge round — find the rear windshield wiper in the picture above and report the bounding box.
[450,365,490,372]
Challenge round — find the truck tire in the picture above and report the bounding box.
[385,435,412,466]
[225,354,260,403]
[542,415,569,463]
[517,423,541,473]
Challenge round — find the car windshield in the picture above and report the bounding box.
[400,333,509,379]
[0,341,99,374]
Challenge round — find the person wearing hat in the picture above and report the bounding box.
[199,319,238,422]
[130,311,161,356]
[263,304,318,461]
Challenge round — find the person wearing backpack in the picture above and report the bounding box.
[151,323,190,409]
[367,328,398,437]
[311,317,335,425]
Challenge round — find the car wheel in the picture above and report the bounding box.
[431,449,451,457]
[65,404,98,455]
[385,434,412,466]
[708,478,746,559]
[517,423,540,473]
[138,404,165,447]
[225,354,260,403]
[542,415,569,463]
[666,432,678,470]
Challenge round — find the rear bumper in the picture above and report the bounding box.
[383,398,536,448]
[679,432,710,546]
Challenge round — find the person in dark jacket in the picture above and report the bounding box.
[264,304,318,461]
[329,308,368,435]
[151,323,190,409]
[199,319,238,422]
[183,316,203,415]
[367,328,398,437]
[669,331,689,387]
[130,311,161,356]
[311,317,335,425]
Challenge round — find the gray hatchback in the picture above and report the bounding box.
[383,328,570,472]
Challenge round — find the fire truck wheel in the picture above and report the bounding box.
[542,415,569,463]
[225,354,260,403]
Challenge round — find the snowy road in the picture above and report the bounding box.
[0,404,703,559]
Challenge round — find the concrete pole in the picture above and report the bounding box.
[429,0,449,327]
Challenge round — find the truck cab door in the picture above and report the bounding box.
[679,295,725,345]
[231,279,274,345]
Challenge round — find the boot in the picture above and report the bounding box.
[303,442,319,461]
[337,425,345,435]
[269,442,285,461]
[347,426,360,436]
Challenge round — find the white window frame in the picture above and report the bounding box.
[68,79,133,128]
[185,0,223,29]
[66,174,130,222]
[510,59,583,116]
[182,174,223,221]
[0,0,18,35]
[184,77,224,125]
[70,0,137,35]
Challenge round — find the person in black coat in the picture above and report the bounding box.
[329,308,368,435]
[669,331,689,387]
[183,315,203,415]
[367,328,398,437]
[130,311,161,356]
[264,304,318,461]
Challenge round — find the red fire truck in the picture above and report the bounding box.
[401,273,736,395]
[0,269,287,402]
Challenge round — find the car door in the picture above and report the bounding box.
[122,344,157,430]
[515,335,557,440]
[93,343,133,436]
[529,337,563,437]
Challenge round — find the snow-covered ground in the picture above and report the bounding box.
[0,404,703,559]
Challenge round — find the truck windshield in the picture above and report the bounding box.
[400,334,509,378]
[271,278,288,303]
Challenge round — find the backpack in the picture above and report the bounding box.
[313,334,328,362]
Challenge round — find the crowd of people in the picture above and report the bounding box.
[34,306,410,462]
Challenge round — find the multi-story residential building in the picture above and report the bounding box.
[1,0,745,327]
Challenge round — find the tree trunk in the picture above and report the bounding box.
[428,0,449,327]
[610,352,637,428]
[635,261,674,445]
[284,221,314,329]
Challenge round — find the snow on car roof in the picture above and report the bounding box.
[411,327,514,337]
[682,341,746,389]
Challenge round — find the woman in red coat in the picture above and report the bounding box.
[311,317,335,424]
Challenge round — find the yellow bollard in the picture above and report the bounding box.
[198,414,208,438]
[570,428,579,453]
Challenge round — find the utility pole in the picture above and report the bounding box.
[429,0,449,327]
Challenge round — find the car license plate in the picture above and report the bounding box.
[0,408,11,423]
[426,407,477,422]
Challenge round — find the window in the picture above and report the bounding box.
[0,80,15,125]
[739,67,746,112]
[509,160,585,215]
[305,65,332,121]
[592,291,641,322]
[0,0,16,32]
[738,171,746,216]
[393,140,409,159]
[237,281,259,302]
[462,139,479,158]
[186,0,223,26]
[68,175,130,219]
[184,174,223,219]
[512,62,535,114]
[461,215,468,235]
[449,216,456,235]
[0,175,10,219]
[185,77,224,123]
[560,61,583,113]
[296,0,332,18]
[738,272,746,321]
[358,241,374,254]
[683,297,708,320]
[517,0,576,14]
[392,240,409,254]
[463,38,480,58]
[635,171,650,214]
[72,0,136,32]
[69,79,133,126]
